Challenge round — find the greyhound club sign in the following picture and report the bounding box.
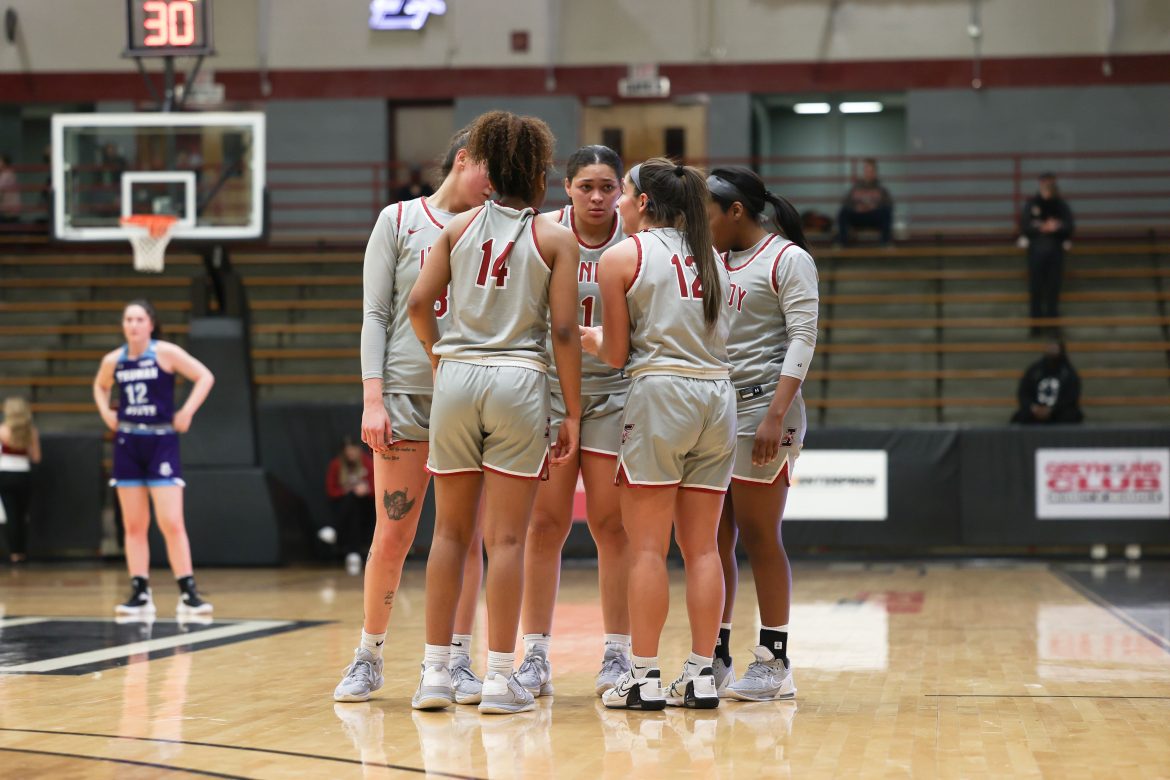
[1036,448,1170,520]
[369,0,447,30]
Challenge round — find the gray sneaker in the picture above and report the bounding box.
[727,645,796,702]
[712,656,736,698]
[478,672,536,714]
[411,664,455,710]
[514,650,553,696]
[333,649,385,702]
[594,647,631,696]
[450,655,483,705]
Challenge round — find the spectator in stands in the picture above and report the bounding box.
[0,154,20,224]
[837,158,893,246]
[1019,173,1074,329]
[394,165,435,202]
[1,397,42,564]
[1010,341,1084,425]
[325,436,376,575]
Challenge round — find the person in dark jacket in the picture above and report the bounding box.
[837,159,893,246]
[1019,173,1074,328]
[1011,341,1084,424]
[325,437,376,574]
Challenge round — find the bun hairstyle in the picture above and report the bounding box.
[629,157,720,328]
[565,144,624,182]
[124,298,161,339]
[466,111,556,204]
[708,166,809,252]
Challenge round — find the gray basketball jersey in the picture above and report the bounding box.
[434,201,552,367]
[624,228,732,379]
[547,206,628,396]
[724,234,818,390]
[363,197,454,393]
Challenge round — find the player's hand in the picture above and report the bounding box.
[173,408,194,433]
[362,401,393,454]
[752,412,784,467]
[551,415,579,465]
[580,326,603,357]
[100,409,118,432]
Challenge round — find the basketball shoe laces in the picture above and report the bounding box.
[598,653,626,679]
[517,653,547,680]
[344,657,375,687]
[741,648,784,682]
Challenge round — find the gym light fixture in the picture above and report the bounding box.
[793,102,831,114]
[839,101,884,113]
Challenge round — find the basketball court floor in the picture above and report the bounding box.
[2,561,1168,778]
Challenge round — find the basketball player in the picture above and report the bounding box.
[516,145,631,699]
[407,111,582,715]
[334,129,493,703]
[92,300,215,617]
[707,166,818,701]
[582,158,734,711]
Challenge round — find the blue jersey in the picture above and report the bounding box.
[115,341,175,427]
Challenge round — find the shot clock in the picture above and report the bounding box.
[125,0,213,57]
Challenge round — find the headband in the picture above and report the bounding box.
[629,163,644,191]
[706,174,752,206]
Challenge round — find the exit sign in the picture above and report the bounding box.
[369,0,447,31]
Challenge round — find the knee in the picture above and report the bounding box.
[738,520,782,552]
[368,528,412,566]
[154,513,186,538]
[527,509,570,551]
[588,511,626,549]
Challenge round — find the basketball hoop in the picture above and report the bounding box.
[121,214,178,273]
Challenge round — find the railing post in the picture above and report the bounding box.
[1011,155,1022,234]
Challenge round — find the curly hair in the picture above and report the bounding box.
[466,111,556,204]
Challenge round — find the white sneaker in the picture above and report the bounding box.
[514,650,553,696]
[665,665,719,709]
[602,669,667,711]
[115,584,156,617]
[727,646,796,701]
[411,664,455,710]
[712,656,735,698]
[333,648,385,702]
[345,552,362,576]
[478,672,536,715]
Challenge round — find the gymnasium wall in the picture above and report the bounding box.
[2,0,1169,74]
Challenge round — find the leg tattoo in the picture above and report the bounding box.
[383,488,417,522]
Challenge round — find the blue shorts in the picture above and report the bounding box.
[112,431,185,488]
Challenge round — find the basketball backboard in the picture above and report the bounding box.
[51,112,265,241]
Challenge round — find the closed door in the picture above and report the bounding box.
[582,103,707,164]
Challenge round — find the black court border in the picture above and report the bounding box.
[0,728,484,780]
[1051,568,1170,657]
[0,618,330,676]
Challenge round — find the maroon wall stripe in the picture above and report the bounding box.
[2,53,1168,103]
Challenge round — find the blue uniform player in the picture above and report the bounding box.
[93,300,216,618]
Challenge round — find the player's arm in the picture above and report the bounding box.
[92,350,120,432]
[360,206,399,452]
[407,212,464,370]
[158,342,215,434]
[584,239,637,369]
[542,220,582,464]
[754,249,819,466]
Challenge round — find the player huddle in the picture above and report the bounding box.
[336,110,820,714]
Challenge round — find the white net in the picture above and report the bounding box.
[122,216,177,273]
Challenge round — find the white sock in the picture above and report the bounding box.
[631,654,658,679]
[720,622,733,630]
[522,633,551,656]
[684,652,713,676]
[450,633,472,663]
[487,650,514,678]
[360,630,387,657]
[604,633,631,657]
[423,643,450,669]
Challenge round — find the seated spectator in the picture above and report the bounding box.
[394,165,434,203]
[0,154,20,224]
[1,397,42,564]
[837,158,893,246]
[1010,341,1084,424]
[324,437,376,575]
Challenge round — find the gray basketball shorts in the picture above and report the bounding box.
[731,391,806,486]
[616,375,736,493]
[550,390,626,458]
[427,360,551,479]
[383,392,432,444]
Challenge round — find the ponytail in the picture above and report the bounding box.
[710,165,809,251]
[763,191,809,252]
[633,158,721,329]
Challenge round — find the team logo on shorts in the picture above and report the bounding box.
[544,417,551,440]
[781,428,797,447]
[159,462,173,477]
[622,424,635,445]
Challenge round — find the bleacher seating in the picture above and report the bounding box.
[2,241,1168,430]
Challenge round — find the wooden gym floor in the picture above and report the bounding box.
[1,561,1168,779]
